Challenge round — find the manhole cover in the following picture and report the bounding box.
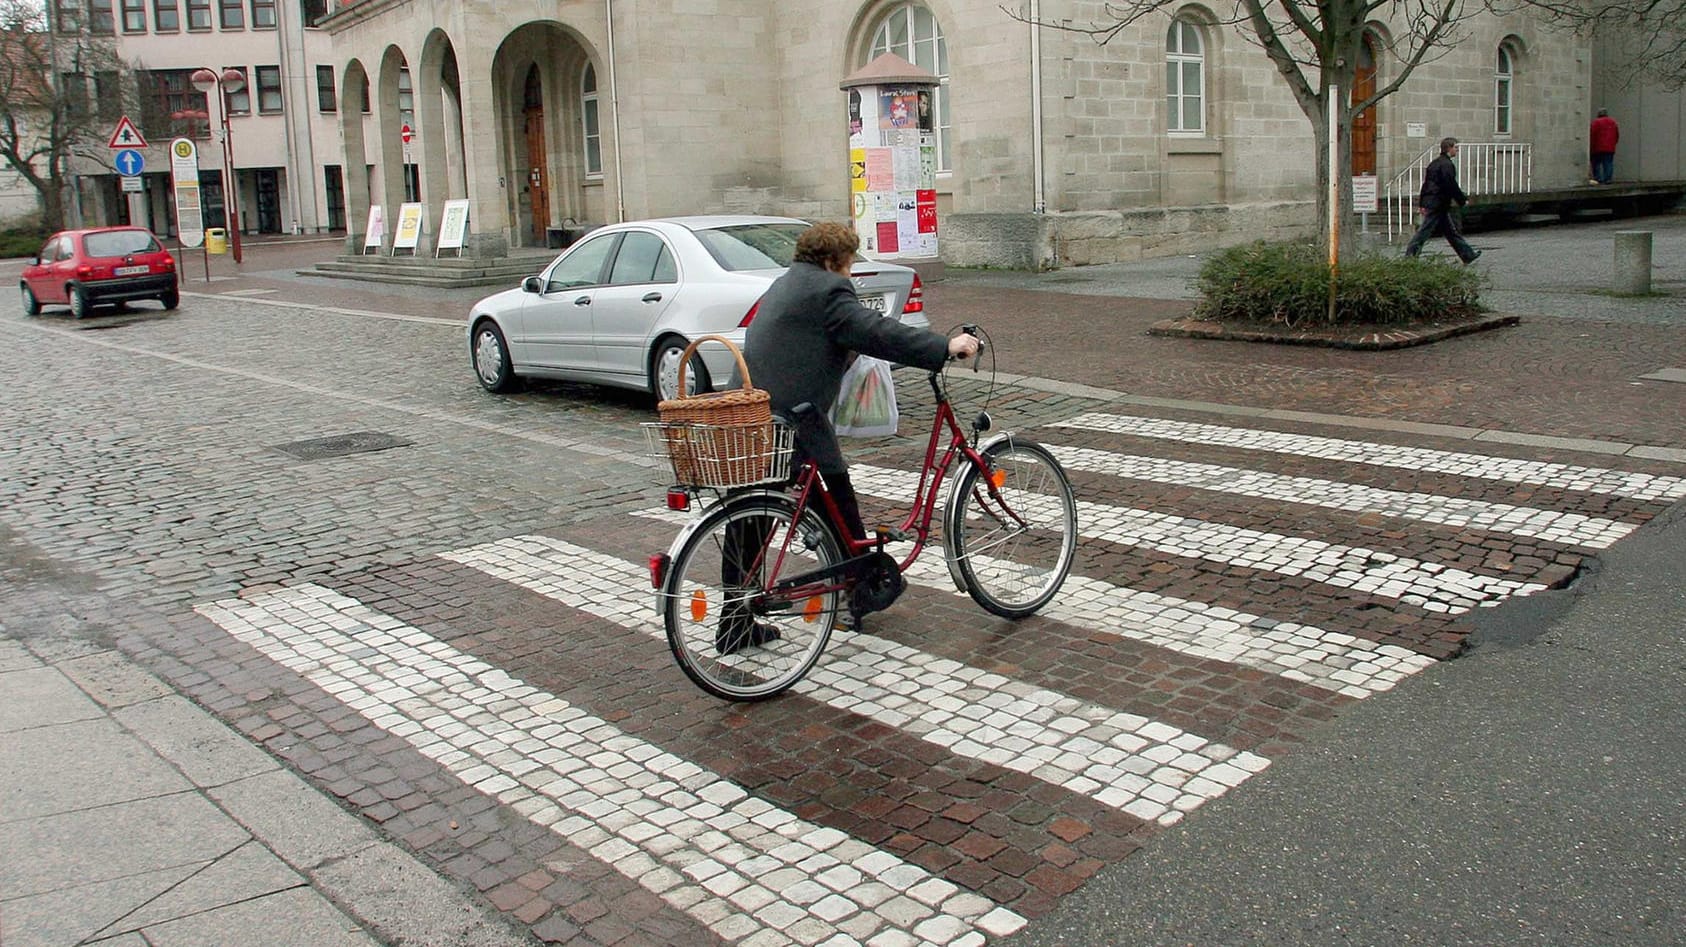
[271,432,414,460]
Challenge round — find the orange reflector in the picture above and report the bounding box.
[689,589,708,621]
[989,469,1007,489]
[802,597,824,622]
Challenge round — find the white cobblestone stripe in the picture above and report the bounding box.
[1038,444,1633,549]
[197,586,1024,946]
[850,464,1549,615]
[632,509,1434,699]
[444,536,1270,827]
[1052,412,1686,503]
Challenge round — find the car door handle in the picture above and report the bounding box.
[573,295,591,306]
[641,292,662,303]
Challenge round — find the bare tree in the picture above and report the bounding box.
[1008,0,1488,258]
[0,0,134,231]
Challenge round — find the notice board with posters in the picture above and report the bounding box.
[842,59,938,262]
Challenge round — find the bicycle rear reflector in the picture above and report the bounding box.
[648,554,668,589]
[803,597,825,622]
[666,489,690,511]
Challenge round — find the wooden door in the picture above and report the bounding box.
[525,108,548,245]
[1352,36,1378,175]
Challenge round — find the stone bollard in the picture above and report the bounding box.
[1614,230,1653,294]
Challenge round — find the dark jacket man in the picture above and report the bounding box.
[1417,152,1468,212]
[1405,137,1479,264]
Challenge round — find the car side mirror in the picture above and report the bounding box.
[522,276,543,294]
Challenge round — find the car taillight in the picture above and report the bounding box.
[160,254,176,269]
[901,273,924,314]
[738,299,761,328]
[76,265,93,279]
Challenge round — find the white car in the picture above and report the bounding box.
[467,215,929,401]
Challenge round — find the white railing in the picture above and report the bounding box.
[1384,142,1532,239]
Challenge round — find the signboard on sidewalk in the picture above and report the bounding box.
[169,138,203,249]
[1352,175,1379,214]
[363,205,384,254]
[436,199,469,256]
[392,202,425,254]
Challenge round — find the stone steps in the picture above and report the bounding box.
[297,252,552,288]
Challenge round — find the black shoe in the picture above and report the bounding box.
[716,621,781,656]
[1464,249,1482,265]
[835,611,866,634]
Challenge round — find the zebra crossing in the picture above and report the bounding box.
[193,406,1683,945]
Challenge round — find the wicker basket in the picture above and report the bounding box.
[653,335,778,487]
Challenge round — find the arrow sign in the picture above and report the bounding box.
[114,148,145,176]
[108,116,148,149]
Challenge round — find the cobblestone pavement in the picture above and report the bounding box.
[2,229,1684,945]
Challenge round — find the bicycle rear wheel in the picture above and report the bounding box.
[945,437,1078,618]
[663,494,845,701]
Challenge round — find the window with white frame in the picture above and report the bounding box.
[581,63,602,177]
[867,3,950,172]
[1166,17,1205,134]
[1494,44,1514,136]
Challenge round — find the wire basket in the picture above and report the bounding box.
[643,420,794,488]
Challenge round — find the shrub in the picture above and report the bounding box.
[1192,240,1484,327]
[0,228,47,261]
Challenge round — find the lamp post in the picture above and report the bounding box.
[191,67,246,263]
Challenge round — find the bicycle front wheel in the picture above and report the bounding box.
[663,494,844,701]
[945,437,1078,618]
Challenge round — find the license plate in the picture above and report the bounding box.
[860,294,887,312]
[114,265,149,276]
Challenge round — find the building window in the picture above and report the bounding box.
[250,0,274,28]
[89,0,115,32]
[1166,18,1205,134]
[95,71,122,122]
[145,69,209,139]
[223,66,250,114]
[219,0,241,28]
[154,0,178,30]
[1494,45,1514,137]
[255,65,282,112]
[121,0,146,31]
[300,0,327,26]
[186,0,210,29]
[360,74,371,113]
[867,4,950,172]
[582,63,601,176]
[56,0,80,32]
[316,65,336,112]
[61,73,90,122]
[397,67,413,128]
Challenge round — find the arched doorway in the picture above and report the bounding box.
[523,66,548,246]
[1352,33,1379,175]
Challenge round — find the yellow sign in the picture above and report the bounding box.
[173,139,194,159]
[392,202,425,253]
[850,148,867,192]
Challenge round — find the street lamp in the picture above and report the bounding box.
[191,67,245,263]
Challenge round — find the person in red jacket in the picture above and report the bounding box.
[1590,109,1619,185]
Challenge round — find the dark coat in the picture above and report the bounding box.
[1417,154,1468,212]
[743,260,949,471]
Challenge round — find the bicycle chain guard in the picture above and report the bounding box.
[850,550,906,615]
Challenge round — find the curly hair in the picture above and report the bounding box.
[793,222,859,268]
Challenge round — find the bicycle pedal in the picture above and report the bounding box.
[875,526,912,543]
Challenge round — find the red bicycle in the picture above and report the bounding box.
[647,326,1078,701]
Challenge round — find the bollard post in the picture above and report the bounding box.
[1613,231,1653,294]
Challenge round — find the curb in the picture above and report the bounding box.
[1146,313,1521,350]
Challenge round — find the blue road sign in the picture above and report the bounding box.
[114,149,144,176]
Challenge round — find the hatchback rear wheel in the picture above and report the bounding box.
[20,283,41,316]
[69,285,91,319]
[161,289,179,310]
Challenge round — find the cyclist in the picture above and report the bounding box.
[717,222,979,654]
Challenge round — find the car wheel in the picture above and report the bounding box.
[69,284,91,319]
[20,283,41,316]
[652,337,711,403]
[472,320,517,392]
[160,290,180,311]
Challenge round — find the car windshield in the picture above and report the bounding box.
[84,231,160,257]
[693,223,807,271]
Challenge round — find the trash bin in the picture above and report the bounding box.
[205,228,228,254]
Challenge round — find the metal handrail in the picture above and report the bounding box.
[1383,142,1532,239]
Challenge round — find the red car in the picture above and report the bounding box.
[20,226,179,318]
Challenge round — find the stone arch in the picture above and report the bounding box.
[490,21,601,248]
[375,43,413,249]
[417,28,469,219]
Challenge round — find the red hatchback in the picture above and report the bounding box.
[20,226,179,318]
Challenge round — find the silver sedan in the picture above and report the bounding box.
[467,215,931,402]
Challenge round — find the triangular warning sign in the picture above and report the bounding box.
[107,116,148,149]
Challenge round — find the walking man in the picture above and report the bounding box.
[1590,108,1619,185]
[1404,137,1480,264]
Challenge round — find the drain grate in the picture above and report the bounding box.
[270,431,414,460]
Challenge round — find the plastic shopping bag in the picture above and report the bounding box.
[830,355,899,437]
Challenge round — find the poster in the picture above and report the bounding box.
[876,220,899,253]
[850,149,868,192]
[436,199,470,255]
[392,202,425,253]
[893,145,920,190]
[916,189,938,234]
[363,205,384,253]
[865,149,893,191]
[878,88,920,129]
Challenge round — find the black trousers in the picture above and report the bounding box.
[1404,207,1476,263]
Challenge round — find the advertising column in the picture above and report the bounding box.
[840,55,939,265]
